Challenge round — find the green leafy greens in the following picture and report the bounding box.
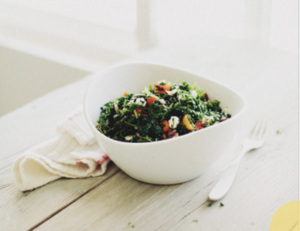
[96,80,231,142]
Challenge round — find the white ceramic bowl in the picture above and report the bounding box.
[84,62,247,184]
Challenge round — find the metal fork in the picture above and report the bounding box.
[208,120,267,201]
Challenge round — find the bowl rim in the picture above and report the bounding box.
[83,61,248,147]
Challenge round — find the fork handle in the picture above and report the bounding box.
[208,148,249,201]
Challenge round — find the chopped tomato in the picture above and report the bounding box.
[130,108,142,117]
[136,108,142,114]
[116,121,120,126]
[153,83,171,94]
[195,121,203,130]
[147,96,157,106]
[182,115,195,131]
[161,120,170,132]
[203,93,209,100]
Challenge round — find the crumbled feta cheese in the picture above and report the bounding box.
[125,135,133,141]
[205,116,214,123]
[177,94,182,100]
[135,98,146,107]
[190,90,197,98]
[159,99,166,105]
[166,88,177,96]
[166,86,178,96]
[169,116,180,129]
[114,103,119,113]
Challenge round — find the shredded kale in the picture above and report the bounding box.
[97,80,231,142]
[208,202,214,207]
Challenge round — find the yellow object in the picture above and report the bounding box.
[182,115,195,131]
[270,201,299,231]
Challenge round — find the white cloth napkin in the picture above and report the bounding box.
[13,107,110,191]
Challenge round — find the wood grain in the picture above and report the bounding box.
[0,74,95,158]
[0,34,298,231]
[0,74,122,231]
[34,101,298,231]
[0,154,119,231]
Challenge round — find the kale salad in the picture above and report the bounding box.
[96,80,231,143]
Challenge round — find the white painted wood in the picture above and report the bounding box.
[35,90,298,231]
[0,2,131,73]
[0,74,122,231]
[0,154,119,231]
[0,1,138,55]
[0,46,89,116]
[209,120,267,201]
[0,75,95,158]
[136,0,158,49]
[0,34,298,231]
[244,0,272,43]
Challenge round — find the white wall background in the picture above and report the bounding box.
[0,0,298,53]
[0,0,298,116]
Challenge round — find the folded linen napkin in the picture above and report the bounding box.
[13,107,110,191]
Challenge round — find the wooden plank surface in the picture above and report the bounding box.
[0,75,122,231]
[35,108,298,230]
[36,36,298,230]
[0,34,298,231]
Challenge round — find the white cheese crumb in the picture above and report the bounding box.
[166,86,178,96]
[166,88,177,96]
[190,90,197,98]
[135,98,146,107]
[205,116,214,123]
[159,99,166,104]
[169,116,180,129]
[114,103,119,113]
[125,136,133,141]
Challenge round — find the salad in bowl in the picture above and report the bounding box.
[97,80,231,142]
[84,62,247,184]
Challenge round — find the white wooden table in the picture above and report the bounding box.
[0,34,298,231]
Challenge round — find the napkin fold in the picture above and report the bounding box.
[13,107,110,191]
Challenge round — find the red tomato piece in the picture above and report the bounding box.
[195,121,203,130]
[161,120,170,132]
[136,108,142,114]
[130,108,142,117]
[203,93,209,100]
[153,83,171,94]
[147,96,157,106]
